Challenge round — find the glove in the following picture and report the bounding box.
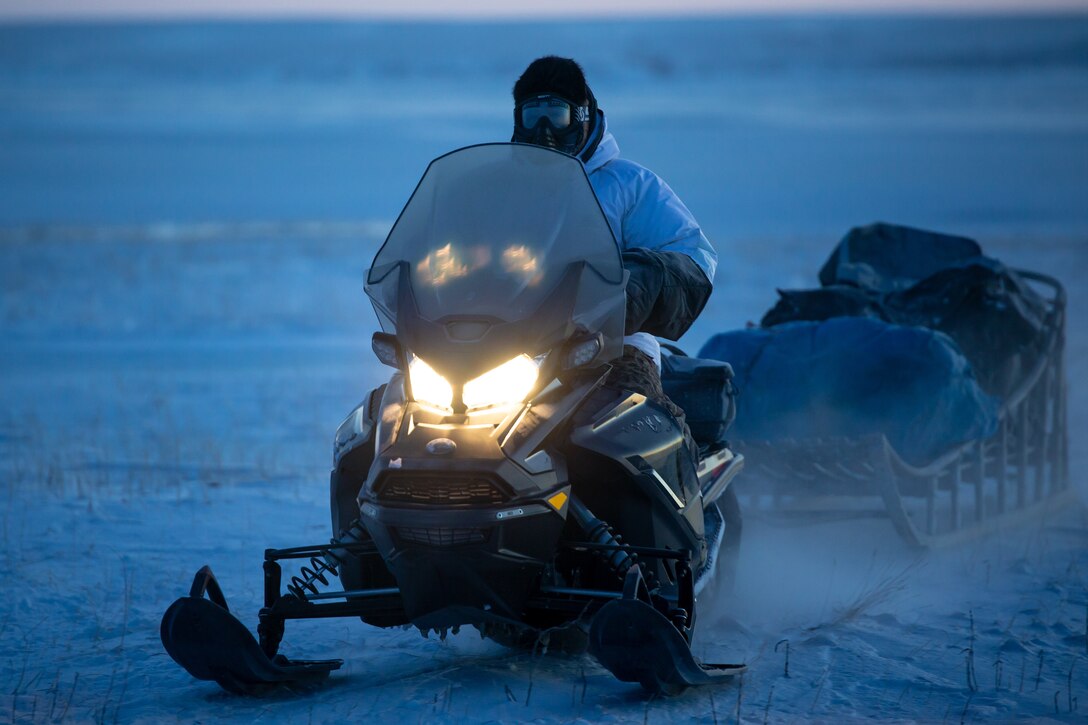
[622,248,713,340]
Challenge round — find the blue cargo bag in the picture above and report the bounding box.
[698,317,999,465]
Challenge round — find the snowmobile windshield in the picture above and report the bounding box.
[366,143,625,383]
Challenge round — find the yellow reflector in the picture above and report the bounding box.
[547,491,569,512]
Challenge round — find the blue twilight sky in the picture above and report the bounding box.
[0,0,1085,20]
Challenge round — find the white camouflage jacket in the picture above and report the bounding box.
[581,112,717,366]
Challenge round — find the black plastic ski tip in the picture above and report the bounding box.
[160,566,342,695]
[588,598,746,695]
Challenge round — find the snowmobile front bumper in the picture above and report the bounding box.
[357,496,567,630]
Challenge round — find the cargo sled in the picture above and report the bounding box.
[702,224,1073,548]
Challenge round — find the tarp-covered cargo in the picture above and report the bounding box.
[699,318,1000,465]
[759,223,1048,397]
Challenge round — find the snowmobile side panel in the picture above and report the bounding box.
[331,384,387,538]
[565,392,707,583]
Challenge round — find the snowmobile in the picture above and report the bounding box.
[160,143,746,695]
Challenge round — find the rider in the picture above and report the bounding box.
[512,56,716,458]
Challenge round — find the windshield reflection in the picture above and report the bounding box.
[501,245,543,286]
[415,242,544,289]
[415,243,489,286]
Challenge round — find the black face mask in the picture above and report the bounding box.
[513,94,590,156]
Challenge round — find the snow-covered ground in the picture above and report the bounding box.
[1,15,1086,723]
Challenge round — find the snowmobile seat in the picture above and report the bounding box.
[660,345,737,448]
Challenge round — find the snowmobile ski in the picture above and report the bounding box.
[160,566,341,695]
[588,566,746,694]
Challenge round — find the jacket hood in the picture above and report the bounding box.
[582,111,619,175]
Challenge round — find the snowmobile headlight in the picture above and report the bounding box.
[407,355,454,411]
[463,354,540,411]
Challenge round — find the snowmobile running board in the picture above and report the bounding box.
[698,445,744,506]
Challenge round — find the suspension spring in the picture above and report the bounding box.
[568,496,657,588]
[286,552,342,599]
[285,520,372,599]
[583,518,639,576]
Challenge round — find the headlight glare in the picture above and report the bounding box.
[463,354,540,411]
[408,356,454,410]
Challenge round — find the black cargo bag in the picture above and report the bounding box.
[819,222,982,292]
[760,285,887,327]
[884,257,1048,396]
[660,348,737,447]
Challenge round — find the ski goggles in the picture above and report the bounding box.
[517,95,590,131]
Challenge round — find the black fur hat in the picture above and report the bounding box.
[513,56,591,105]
